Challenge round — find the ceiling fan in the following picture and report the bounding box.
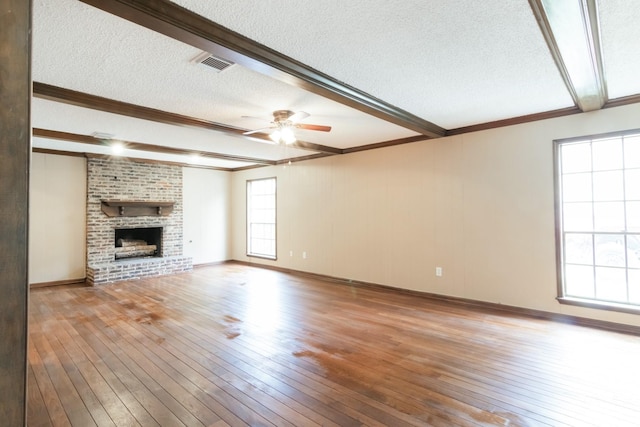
[242,110,331,144]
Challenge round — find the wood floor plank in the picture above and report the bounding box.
[117,276,427,426]
[30,332,97,426]
[111,293,376,426]
[28,319,71,427]
[130,272,540,425]
[27,365,53,427]
[71,321,189,426]
[80,301,270,427]
[53,324,142,427]
[119,304,356,427]
[28,263,640,426]
[127,282,478,425]
[111,270,596,427]
[77,319,207,426]
[97,282,333,427]
[113,320,319,427]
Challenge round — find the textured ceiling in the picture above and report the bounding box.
[31,0,640,170]
[172,0,574,129]
[599,0,640,99]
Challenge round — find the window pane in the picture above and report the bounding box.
[595,266,627,302]
[247,178,276,258]
[625,169,640,200]
[592,137,623,171]
[565,233,593,265]
[565,264,594,298]
[593,202,625,231]
[563,202,593,231]
[594,234,626,267]
[592,171,623,201]
[561,142,591,173]
[562,173,592,202]
[253,208,274,224]
[629,269,640,304]
[265,224,275,239]
[628,235,640,269]
[627,202,640,232]
[624,135,640,168]
[558,132,640,309]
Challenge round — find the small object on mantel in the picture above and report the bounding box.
[101,200,174,217]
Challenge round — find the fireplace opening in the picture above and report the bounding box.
[114,227,163,260]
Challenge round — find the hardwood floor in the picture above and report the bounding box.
[28,263,640,426]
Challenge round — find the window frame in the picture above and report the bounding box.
[554,128,640,315]
[246,177,277,260]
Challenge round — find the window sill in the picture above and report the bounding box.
[558,296,640,315]
[247,254,277,261]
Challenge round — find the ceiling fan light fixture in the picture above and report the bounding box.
[280,127,296,144]
[269,129,282,143]
[268,126,297,144]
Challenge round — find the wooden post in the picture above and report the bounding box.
[0,0,31,425]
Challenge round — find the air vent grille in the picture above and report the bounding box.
[192,51,234,73]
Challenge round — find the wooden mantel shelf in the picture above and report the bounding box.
[101,200,174,217]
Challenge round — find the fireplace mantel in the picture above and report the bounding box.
[101,200,175,217]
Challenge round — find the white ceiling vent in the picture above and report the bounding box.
[192,51,235,73]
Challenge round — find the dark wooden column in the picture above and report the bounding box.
[0,0,31,425]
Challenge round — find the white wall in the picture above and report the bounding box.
[29,153,86,284]
[29,159,231,283]
[230,103,640,328]
[182,167,231,264]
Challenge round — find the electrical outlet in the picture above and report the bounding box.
[289,250,293,257]
[435,267,443,277]
[303,251,307,259]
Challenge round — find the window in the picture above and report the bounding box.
[247,177,276,259]
[555,131,640,312]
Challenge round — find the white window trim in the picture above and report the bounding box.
[554,129,640,315]
[246,177,277,260]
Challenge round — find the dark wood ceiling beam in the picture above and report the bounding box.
[342,135,430,154]
[603,93,640,110]
[290,139,342,155]
[529,0,606,112]
[446,106,582,136]
[32,128,277,166]
[83,152,235,171]
[275,153,333,166]
[33,82,340,155]
[34,82,249,134]
[78,0,446,138]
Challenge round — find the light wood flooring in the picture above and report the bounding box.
[28,263,640,426]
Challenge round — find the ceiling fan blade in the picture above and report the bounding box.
[296,123,332,132]
[288,111,310,123]
[243,127,273,136]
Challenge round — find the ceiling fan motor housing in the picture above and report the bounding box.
[273,110,296,123]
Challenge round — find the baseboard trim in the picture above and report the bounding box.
[230,260,640,336]
[30,278,87,289]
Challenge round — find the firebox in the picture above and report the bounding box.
[114,227,163,260]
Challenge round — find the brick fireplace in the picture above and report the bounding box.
[86,158,192,285]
